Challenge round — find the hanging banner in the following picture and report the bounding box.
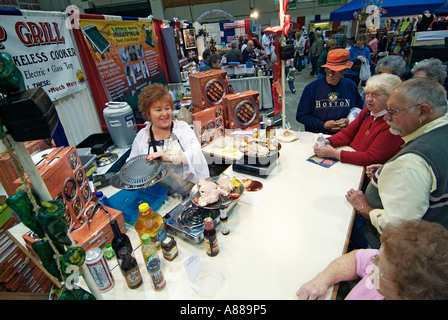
[275,0,296,10]
[318,0,341,6]
[0,14,87,100]
[78,18,167,122]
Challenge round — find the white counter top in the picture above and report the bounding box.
[92,131,363,300]
[8,131,364,300]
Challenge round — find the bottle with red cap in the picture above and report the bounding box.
[203,217,219,257]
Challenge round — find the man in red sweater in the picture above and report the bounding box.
[313,73,403,166]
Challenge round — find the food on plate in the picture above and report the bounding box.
[206,80,225,103]
[216,176,234,193]
[230,177,241,188]
[239,138,278,157]
[236,102,256,124]
[242,178,263,192]
[276,128,299,142]
[196,176,240,206]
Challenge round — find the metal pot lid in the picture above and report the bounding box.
[110,155,167,190]
[96,153,118,167]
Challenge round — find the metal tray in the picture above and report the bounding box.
[110,155,167,190]
[189,175,244,210]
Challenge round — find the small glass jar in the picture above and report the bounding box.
[146,258,166,291]
[161,235,178,261]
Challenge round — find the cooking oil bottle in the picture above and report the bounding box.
[135,203,166,250]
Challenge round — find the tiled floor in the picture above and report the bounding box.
[261,61,316,132]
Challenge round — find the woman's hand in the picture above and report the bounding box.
[366,164,382,179]
[296,276,329,300]
[313,143,341,160]
[146,151,171,162]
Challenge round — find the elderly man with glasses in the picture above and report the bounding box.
[345,77,448,248]
[296,49,363,134]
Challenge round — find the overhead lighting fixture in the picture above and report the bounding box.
[250,8,258,19]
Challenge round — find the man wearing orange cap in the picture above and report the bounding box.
[296,49,363,134]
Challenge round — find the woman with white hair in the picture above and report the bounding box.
[313,73,404,166]
[375,55,406,78]
[411,58,447,85]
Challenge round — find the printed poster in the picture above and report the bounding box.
[0,14,87,100]
[79,19,167,123]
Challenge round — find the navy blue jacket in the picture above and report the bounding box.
[296,77,363,134]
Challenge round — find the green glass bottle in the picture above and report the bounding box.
[0,51,26,95]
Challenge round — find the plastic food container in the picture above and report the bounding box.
[189,261,224,298]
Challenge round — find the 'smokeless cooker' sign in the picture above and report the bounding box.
[0,14,87,100]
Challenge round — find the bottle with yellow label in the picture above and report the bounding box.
[135,203,166,250]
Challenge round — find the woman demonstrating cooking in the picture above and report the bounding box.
[127,83,209,194]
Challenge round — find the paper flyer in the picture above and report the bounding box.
[307,155,339,168]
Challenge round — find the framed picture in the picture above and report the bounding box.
[183,28,197,49]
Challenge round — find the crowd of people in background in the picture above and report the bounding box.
[288,23,448,300]
[197,29,448,301]
[193,21,444,300]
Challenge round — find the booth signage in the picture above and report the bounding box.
[0,14,87,100]
[79,19,166,112]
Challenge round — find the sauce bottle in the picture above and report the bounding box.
[110,219,133,259]
[135,203,166,250]
[118,246,143,289]
[161,235,178,261]
[141,233,159,263]
[266,119,275,140]
[220,211,230,235]
[204,217,219,257]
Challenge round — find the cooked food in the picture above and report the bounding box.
[216,176,234,193]
[205,80,225,104]
[240,138,278,157]
[196,176,239,206]
[236,101,256,124]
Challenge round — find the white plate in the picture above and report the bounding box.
[275,129,299,143]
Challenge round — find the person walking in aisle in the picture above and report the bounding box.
[294,30,307,72]
[344,35,371,87]
[309,29,324,76]
[331,25,347,49]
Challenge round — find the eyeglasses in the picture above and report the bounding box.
[385,104,421,116]
[363,91,385,99]
[325,68,343,75]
